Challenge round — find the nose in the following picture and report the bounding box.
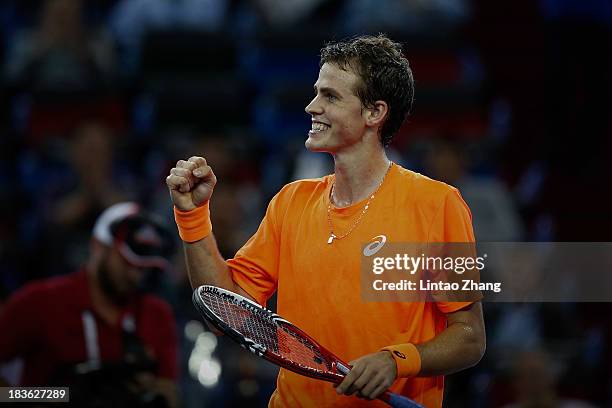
[305,95,322,116]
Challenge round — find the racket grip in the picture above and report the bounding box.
[382,391,425,408]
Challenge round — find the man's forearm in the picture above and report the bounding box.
[183,234,238,292]
[416,303,486,376]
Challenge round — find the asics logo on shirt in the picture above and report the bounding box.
[363,235,387,257]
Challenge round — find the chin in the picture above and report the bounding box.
[304,139,318,151]
[305,135,331,152]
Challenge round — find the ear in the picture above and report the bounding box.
[364,100,389,129]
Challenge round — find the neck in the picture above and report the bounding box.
[331,147,391,207]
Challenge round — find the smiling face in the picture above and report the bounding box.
[304,63,368,153]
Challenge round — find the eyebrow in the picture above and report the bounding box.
[314,85,342,99]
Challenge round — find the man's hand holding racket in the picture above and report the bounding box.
[335,351,398,400]
[166,156,216,211]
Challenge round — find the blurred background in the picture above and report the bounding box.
[0,0,611,406]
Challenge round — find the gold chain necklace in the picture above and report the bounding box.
[326,162,393,244]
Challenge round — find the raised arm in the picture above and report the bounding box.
[165,156,241,293]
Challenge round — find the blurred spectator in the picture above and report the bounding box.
[4,0,116,91]
[224,353,277,407]
[539,0,612,240]
[501,350,596,408]
[339,0,471,35]
[252,0,329,28]
[424,137,524,241]
[51,121,131,226]
[0,202,179,408]
[110,0,229,74]
[36,120,136,276]
[540,0,612,24]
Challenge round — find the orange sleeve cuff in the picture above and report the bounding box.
[173,203,212,243]
[380,343,421,378]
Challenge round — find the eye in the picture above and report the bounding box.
[326,93,337,102]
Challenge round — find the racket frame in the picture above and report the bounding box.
[192,285,347,383]
[192,285,424,408]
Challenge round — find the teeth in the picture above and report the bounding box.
[311,122,329,132]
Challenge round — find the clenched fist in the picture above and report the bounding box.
[166,156,217,211]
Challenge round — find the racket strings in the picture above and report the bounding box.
[200,290,332,373]
[204,291,280,350]
[275,325,331,370]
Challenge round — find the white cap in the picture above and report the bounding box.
[92,202,141,246]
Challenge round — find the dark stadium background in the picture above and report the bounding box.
[1,0,611,406]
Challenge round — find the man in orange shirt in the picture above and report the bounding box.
[166,35,485,407]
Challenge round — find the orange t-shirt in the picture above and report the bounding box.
[227,163,476,408]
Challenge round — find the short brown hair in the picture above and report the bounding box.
[320,34,415,147]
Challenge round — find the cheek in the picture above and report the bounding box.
[107,263,123,285]
[338,111,365,136]
[330,107,358,126]
[107,252,130,283]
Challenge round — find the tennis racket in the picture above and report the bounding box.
[192,285,424,408]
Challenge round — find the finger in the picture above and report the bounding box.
[166,174,187,189]
[170,167,194,178]
[176,159,198,171]
[166,174,191,193]
[336,364,364,395]
[359,373,386,399]
[188,156,207,167]
[189,157,210,178]
[170,167,196,186]
[171,167,197,185]
[192,165,213,179]
[347,368,375,396]
[371,375,394,400]
[367,382,390,400]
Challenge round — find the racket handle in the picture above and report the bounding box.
[381,390,425,408]
[336,363,423,408]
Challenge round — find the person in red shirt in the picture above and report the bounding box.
[0,202,179,408]
[167,34,486,407]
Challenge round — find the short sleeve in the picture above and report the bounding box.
[428,188,481,314]
[227,191,284,306]
[428,188,475,244]
[0,284,42,362]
